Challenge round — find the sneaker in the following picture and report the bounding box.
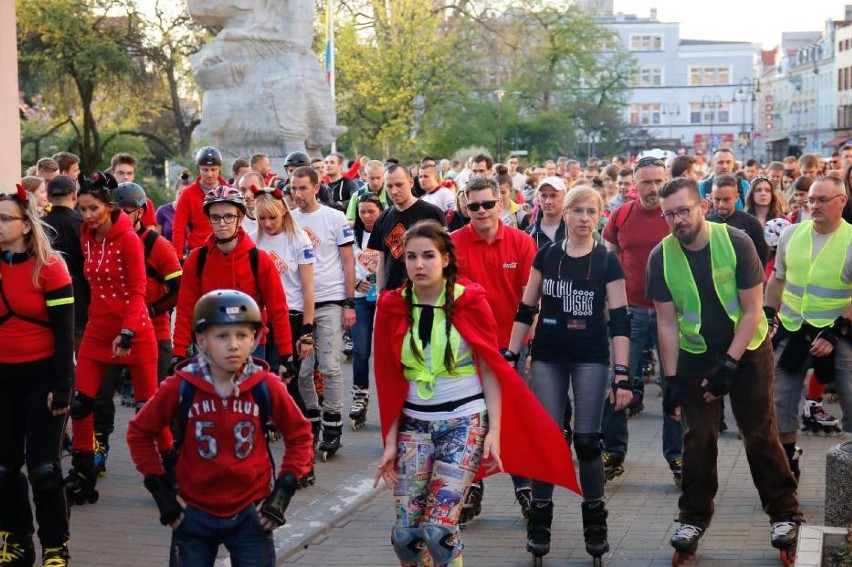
[41,542,69,567]
[515,487,532,519]
[0,531,35,566]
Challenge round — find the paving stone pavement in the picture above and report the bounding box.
[66,363,846,567]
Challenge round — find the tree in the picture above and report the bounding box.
[17,0,148,171]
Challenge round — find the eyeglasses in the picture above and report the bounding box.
[466,200,498,212]
[806,194,845,207]
[635,157,665,169]
[0,214,25,223]
[209,213,239,224]
[661,204,697,222]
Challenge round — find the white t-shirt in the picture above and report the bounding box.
[242,215,258,235]
[250,229,315,311]
[354,231,379,299]
[512,172,525,192]
[421,187,455,213]
[292,205,355,302]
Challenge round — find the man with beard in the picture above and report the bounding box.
[647,176,801,561]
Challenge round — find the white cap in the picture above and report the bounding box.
[537,176,567,192]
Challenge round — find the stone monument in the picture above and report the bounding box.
[187,0,345,159]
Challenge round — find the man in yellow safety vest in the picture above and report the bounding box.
[646,177,801,560]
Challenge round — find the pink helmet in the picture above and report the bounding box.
[203,185,247,216]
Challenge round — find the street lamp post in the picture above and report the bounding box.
[789,101,804,156]
[733,78,760,160]
[701,95,723,151]
[662,103,680,140]
[494,89,506,163]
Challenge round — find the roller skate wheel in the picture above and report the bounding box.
[592,557,602,566]
[88,490,100,504]
[780,547,794,567]
[532,556,543,566]
[672,550,695,565]
[321,450,329,462]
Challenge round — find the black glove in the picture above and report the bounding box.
[764,306,778,333]
[610,379,632,398]
[280,356,298,381]
[705,354,738,397]
[168,355,187,375]
[144,474,183,526]
[260,473,297,528]
[500,349,520,363]
[117,329,135,350]
[50,387,71,412]
[661,375,681,417]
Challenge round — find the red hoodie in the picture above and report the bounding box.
[127,360,313,517]
[171,176,228,258]
[172,229,292,357]
[79,210,156,364]
[137,227,183,341]
[374,279,581,494]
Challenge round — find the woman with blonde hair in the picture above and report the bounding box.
[19,176,49,217]
[0,185,74,565]
[506,185,631,564]
[251,189,315,415]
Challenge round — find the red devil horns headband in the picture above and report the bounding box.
[15,183,29,203]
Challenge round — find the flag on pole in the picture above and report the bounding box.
[324,0,335,100]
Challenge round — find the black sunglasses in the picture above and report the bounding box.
[466,200,498,212]
[635,157,665,168]
[358,193,383,205]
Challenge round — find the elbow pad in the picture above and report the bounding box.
[608,306,631,338]
[514,302,539,326]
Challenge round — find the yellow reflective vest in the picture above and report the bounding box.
[662,222,768,353]
[779,220,852,331]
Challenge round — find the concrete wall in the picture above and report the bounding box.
[0,1,21,193]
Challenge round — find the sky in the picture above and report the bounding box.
[612,0,848,49]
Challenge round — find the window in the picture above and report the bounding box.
[689,101,730,124]
[633,67,663,87]
[630,34,663,51]
[688,66,731,86]
[629,103,662,125]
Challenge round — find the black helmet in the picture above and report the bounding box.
[283,151,311,168]
[192,290,263,333]
[202,185,247,215]
[196,146,223,167]
[113,182,147,209]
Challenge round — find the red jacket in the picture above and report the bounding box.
[374,279,580,494]
[127,361,313,517]
[80,210,156,363]
[172,176,227,258]
[172,229,292,357]
[138,228,183,341]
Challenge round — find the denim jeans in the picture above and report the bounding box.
[600,306,683,463]
[351,298,376,390]
[676,339,800,528]
[169,504,274,567]
[774,335,852,435]
[529,360,608,502]
[264,313,306,415]
[298,304,344,413]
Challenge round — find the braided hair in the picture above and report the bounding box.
[401,219,459,373]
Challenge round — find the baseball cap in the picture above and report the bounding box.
[47,175,77,197]
[537,176,567,192]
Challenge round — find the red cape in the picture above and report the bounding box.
[374,279,581,495]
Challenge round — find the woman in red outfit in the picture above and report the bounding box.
[65,175,166,506]
[0,186,73,566]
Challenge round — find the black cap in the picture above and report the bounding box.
[47,175,77,197]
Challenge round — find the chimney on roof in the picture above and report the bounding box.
[650,7,657,21]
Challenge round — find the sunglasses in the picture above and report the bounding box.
[466,200,498,212]
[636,157,665,168]
[358,193,383,205]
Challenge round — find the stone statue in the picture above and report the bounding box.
[187,0,345,159]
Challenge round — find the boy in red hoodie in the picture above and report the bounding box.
[127,290,313,566]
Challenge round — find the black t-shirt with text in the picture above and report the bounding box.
[646,224,764,355]
[531,241,624,365]
[367,199,446,290]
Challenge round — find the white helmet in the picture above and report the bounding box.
[764,217,792,247]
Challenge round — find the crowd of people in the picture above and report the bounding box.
[0,142,849,567]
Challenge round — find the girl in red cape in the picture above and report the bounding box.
[373,220,578,567]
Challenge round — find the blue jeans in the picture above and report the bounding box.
[529,360,608,502]
[170,504,274,567]
[600,306,683,463]
[351,298,376,390]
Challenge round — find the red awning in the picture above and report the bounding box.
[822,136,848,148]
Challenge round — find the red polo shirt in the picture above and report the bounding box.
[451,222,536,348]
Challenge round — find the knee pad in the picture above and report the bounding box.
[390,525,425,563]
[573,432,602,462]
[71,392,95,420]
[28,462,61,492]
[422,524,463,565]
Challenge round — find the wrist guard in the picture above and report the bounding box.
[260,473,298,527]
[764,305,778,331]
[343,298,355,309]
[118,329,135,349]
[613,364,630,378]
[610,379,632,398]
[301,323,314,336]
[514,302,539,326]
[501,349,519,363]
[706,354,738,397]
[144,474,183,526]
[280,356,298,380]
[50,387,71,411]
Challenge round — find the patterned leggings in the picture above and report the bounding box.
[393,411,487,567]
